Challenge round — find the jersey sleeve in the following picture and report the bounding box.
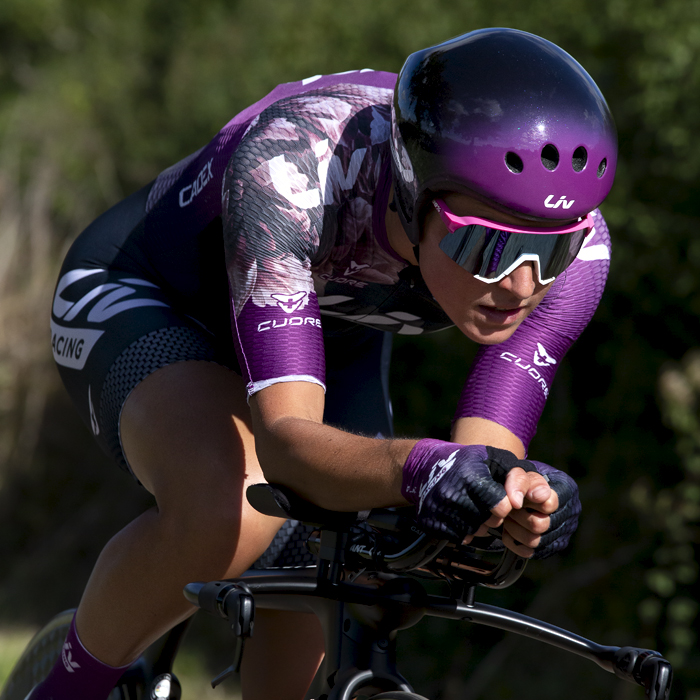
[223,99,333,396]
[223,87,394,396]
[454,209,611,451]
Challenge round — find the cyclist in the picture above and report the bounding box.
[36,27,614,700]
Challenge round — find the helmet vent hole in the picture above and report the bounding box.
[505,152,523,174]
[597,158,607,178]
[572,147,588,172]
[541,145,559,171]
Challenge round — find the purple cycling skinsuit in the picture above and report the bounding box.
[51,68,610,565]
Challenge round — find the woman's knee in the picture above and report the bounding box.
[156,493,282,578]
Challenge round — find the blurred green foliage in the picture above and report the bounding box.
[1,0,699,698]
[628,351,700,671]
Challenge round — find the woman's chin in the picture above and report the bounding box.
[460,320,521,345]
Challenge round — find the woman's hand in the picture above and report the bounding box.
[464,451,580,559]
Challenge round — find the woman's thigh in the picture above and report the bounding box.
[120,360,283,565]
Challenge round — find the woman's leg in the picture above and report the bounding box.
[73,360,324,698]
[241,609,325,700]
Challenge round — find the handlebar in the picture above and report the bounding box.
[184,575,673,700]
[182,484,672,700]
[183,483,673,700]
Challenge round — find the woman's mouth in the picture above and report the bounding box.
[478,305,525,324]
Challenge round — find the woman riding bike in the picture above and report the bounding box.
[34,27,615,700]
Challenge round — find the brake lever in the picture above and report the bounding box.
[190,580,255,688]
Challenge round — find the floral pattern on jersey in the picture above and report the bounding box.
[222,84,407,318]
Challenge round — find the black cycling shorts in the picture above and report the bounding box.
[51,183,394,567]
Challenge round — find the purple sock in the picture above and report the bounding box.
[29,615,130,700]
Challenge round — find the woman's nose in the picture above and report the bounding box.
[498,262,537,299]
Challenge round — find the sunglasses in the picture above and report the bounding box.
[433,199,594,285]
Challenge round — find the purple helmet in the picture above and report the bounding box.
[390,28,618,243]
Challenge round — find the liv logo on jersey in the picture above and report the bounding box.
[51,268,168,370]
[62,641,81,673]
[271,291,308,313]
[533,343,557,367]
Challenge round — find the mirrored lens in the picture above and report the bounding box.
[439,225,588,283]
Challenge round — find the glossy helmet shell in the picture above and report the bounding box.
[390,28,618,243]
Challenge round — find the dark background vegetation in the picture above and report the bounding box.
[1,0,699,698]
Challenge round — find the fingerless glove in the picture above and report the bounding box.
[401,439,507,541]
[526,460,581,559]
[402,441,580,556]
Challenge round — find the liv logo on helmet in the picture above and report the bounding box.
[544,195,575,209]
